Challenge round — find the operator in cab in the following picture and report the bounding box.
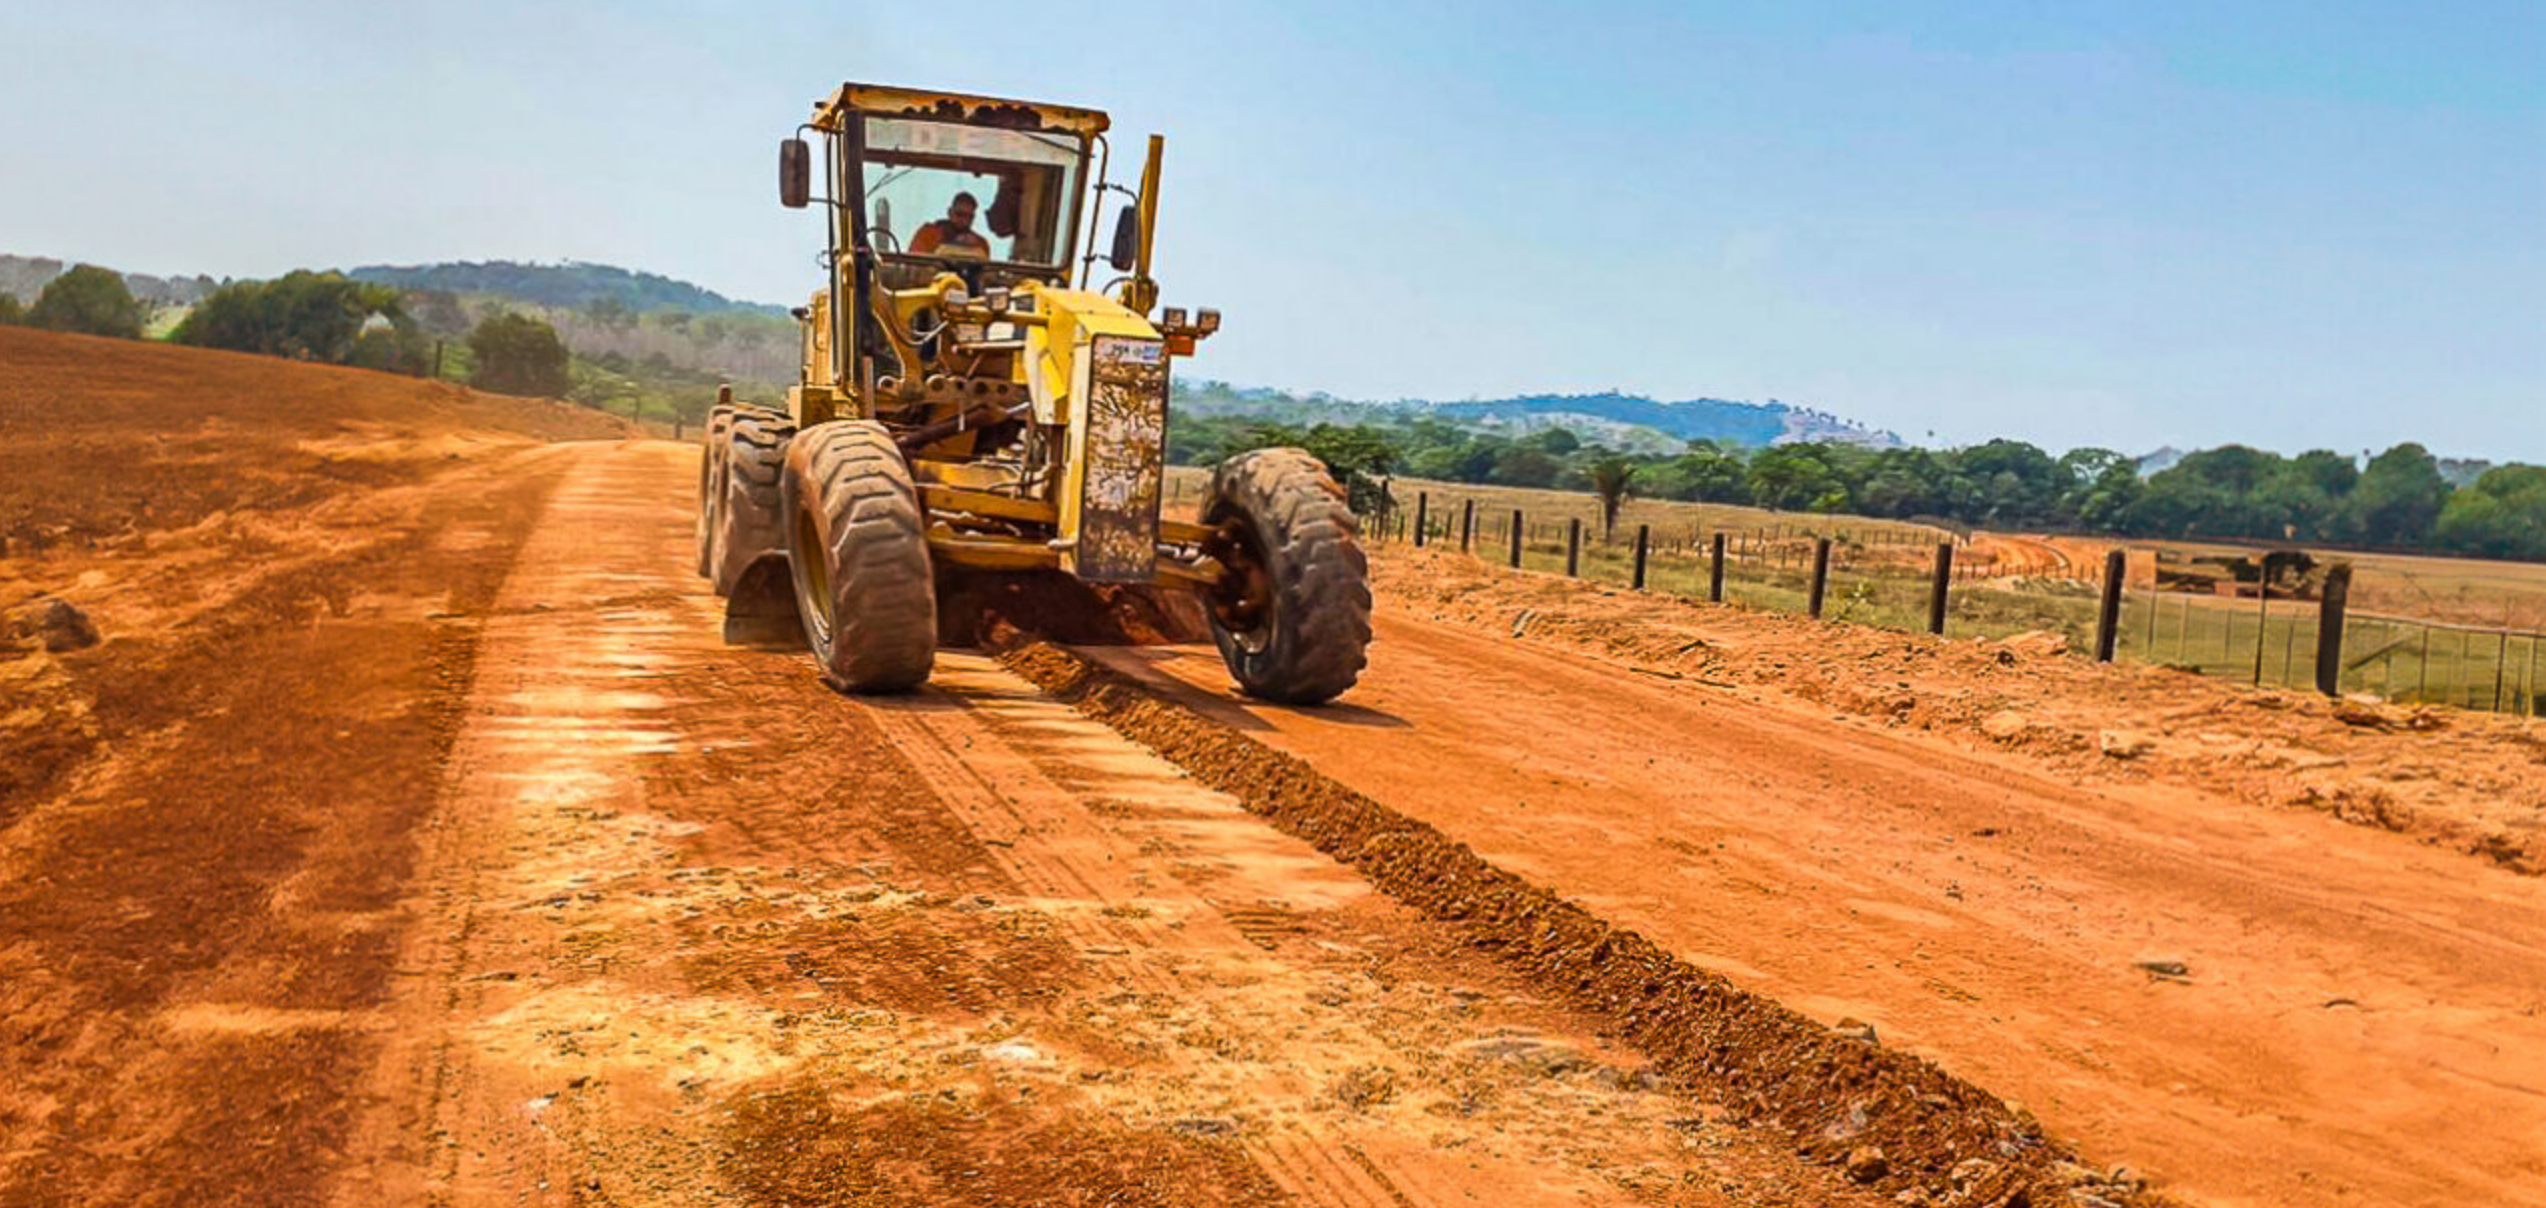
[909,192,992,258]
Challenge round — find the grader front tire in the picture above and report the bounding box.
[711,410,794,597]
[1202,447,1372,704]
[782,421,937,694]
[695,403,737,578]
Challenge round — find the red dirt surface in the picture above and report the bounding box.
[11,330,2536,1207]
[1073,547,2546,1207]
[1,336,1896,1206]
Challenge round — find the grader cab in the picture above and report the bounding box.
[695,82,1370,702]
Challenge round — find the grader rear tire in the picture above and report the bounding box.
[695,403,737,578]
[1202,447,1371,704]
[782,421,936,693]
[711,411,794,596]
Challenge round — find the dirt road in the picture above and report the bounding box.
[1084,613,2546,1207]
[7,342,2534,1208]
[4,433,1885,1206]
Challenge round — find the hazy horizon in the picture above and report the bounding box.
[4,1,2538,460]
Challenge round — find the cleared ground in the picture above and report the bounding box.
[6,331,2539,1206]
[1,333,1888,1206]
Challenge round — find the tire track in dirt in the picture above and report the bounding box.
[988,636,2141,1208]
[344,440,1885,1208]
[0,443,583,1208]
[1054,611,2546,1208]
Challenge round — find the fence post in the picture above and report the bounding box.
[1565,518,1582,577]
[2252,579,2272,686]
[1927,542,1953,635]
[2094,547,2127,663]
[2515,632,2535,718]
[1708,532,1728,603]
[1508,508,1523,568]
[2494,632,2512,713]
[1806,537,1832,619]
[1413,492,1429,548]
[2416,627,2431,702]
[1459,499,1475,553]
[1631,524,1651,590]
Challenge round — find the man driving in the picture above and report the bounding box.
[909,192,992,258]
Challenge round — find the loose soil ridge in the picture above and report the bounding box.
[986,631,2153,1208]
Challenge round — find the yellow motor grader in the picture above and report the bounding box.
[695,82,1369,702]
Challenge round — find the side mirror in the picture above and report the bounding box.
[872,197,892,241]
[779,138,811,209]
[1108,205,1140,272]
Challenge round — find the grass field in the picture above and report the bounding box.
[1164,467,2546,716]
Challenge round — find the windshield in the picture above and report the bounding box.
[861,117,1086,270]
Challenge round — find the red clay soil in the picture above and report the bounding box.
[1073,546,2546,1207]
[1383,545,2546,875]
[0,330,625,1204]
[991,634,2146,1208]
[0,342,1910,1207]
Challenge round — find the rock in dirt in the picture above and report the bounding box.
[1996,630,2070,659]
[1454,1033,1590,1076]
[2133,958,2190,979]
[1845,1145,1890,1183]
[6,597,100,653]
[2098,729,2157,759]
[1949,1157,2000,1187]
[1981,710,2034,741]
[2330,696,2401,730]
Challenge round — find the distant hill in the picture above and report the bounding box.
[1426,391,1900,450]
[1174,382,1900,452]
[345,260,784,317]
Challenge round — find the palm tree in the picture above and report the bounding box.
[1589,455,1636,538]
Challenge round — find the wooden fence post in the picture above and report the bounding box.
[1708,532,1727,602]
[1806,537,1832,619]
[1508,509,1523,568]
[1459,499,1475,553]
[1631,524,1650,590]
[1928,542,1954,635]
[1413,492,1429,548]
[2252,578,2272,686]
[2493,632,2512,713]
[2094,547,2127,662]
[1565,518,1582,577]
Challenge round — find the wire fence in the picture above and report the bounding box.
[1348,487,2546,719]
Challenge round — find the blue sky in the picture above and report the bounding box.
[3,1,2539,457]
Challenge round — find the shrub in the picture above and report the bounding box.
[28,265,145,338]
[467,312,571,397]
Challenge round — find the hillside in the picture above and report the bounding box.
[0,324,628,547]
[6,250,1907,452]
[347,260,783,316]
[1173,381,1901,452]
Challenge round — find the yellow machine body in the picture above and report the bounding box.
[776,83,1222,589]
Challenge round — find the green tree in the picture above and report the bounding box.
[2348,443,2451,546]
[2059,451,2144,532]
[1524,427,1582,456]
[2434,465,2546,559]
[28,265,145,338]
[1302,424,1400,515]
[0,293,23,325]
[468,312,573,397]
[1492,445,1563,489]
[174,271,426,369]
[1587,455,1636,535]
[1747,444,1838,511]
